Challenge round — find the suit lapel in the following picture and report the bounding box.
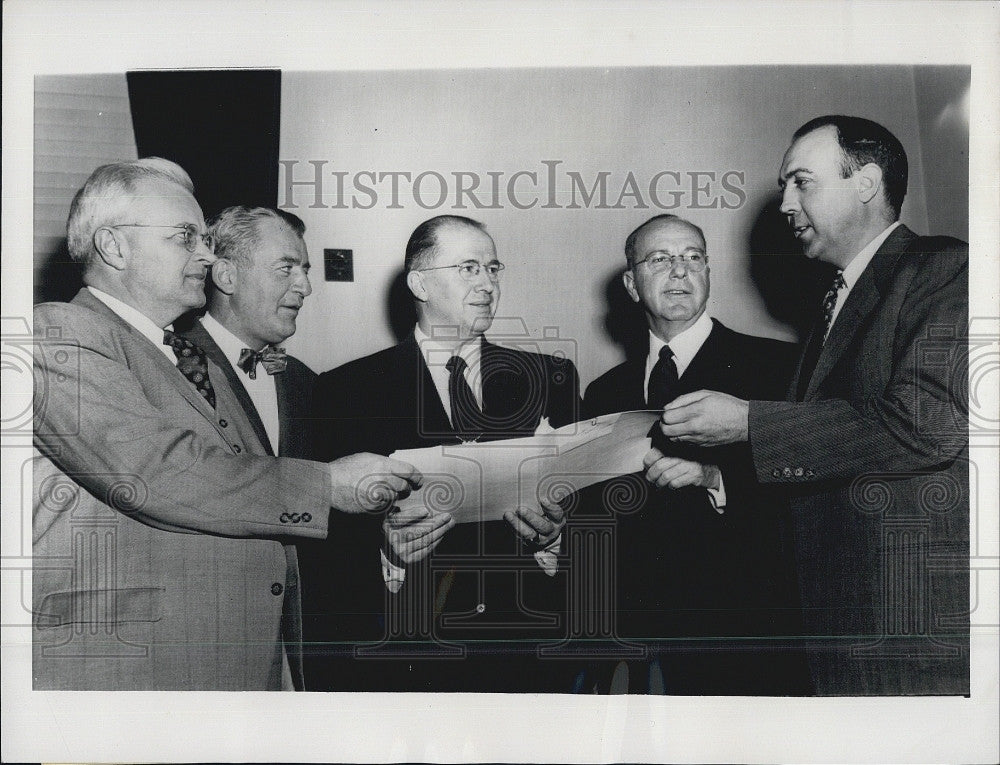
[183,320,274,456]
[676,320,728,393]
[400,334,455,441]
[803,225,914,400]
[71,289,218,418]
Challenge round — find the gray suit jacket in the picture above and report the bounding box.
[749,225,969,695]
[32,289,330,690]
[180,317,317,688]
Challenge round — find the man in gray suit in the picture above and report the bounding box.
[32,158,421,690]
[658,115,969,694]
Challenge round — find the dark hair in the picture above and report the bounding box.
[404,215,486,271]
[624,214,707,268]
[794,115,908,219]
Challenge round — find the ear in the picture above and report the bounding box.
[856,162,884,205]
[622,269,640,303]
[92,227,127,271]
[211,257,237,296]
[406,270,428,302]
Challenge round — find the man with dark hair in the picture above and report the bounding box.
[32,161,421,691]
[582,213,809,694]
[659,115,969,695]
[305,214,581,692]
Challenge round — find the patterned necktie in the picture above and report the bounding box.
[797,269,847,399]
[647,345,679,409]
[446,355,483,441]
[237,346,288,380]
[821,270,847,341]
[163,330,216,408]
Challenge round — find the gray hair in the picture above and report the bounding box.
[66,157,195,267]
[208,206,306,270]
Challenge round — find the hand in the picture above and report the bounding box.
[328,452,423,514]
[504,496,566,548]
[383,506,454,566]
[642,447,721,490]
[660,390,749,446]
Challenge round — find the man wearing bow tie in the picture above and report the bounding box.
[32,162,421,691]
[179,206,315,461]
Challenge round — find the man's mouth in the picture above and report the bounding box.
[664,289,690,295]
[793,224,812,238]
[184,272,206,281]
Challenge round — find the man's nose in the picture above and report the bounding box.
[779,186,799,216]
[668,256,689,278]
[474,267,495,291]
[294,271,313,297]
[194,245,217,266]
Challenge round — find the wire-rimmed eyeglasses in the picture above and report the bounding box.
[633,251,707,273]
[416,260,505,282]
[110,223,215,254]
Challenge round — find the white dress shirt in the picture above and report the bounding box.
[200,312,281,455]
[826,221,901,339]
[87,286,177,363]
[644,310,726,511]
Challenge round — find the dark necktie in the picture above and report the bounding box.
[646,345,679,409]
[797,269,846,399]
[446,355,483,441]
[237,346,288,380]
[163,330,216,408]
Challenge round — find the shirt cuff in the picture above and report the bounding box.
[706,476,727,514]
[533,534,561,576]
[380,548,406,593]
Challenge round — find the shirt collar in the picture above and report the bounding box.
[86,286,172,350]
[842,221,902,288]
[648,310,713,375]
[201,311,263,370]
[414,324,482,369]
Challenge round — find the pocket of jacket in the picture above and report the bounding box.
[35,587,164,629]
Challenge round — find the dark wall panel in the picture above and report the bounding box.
[127,70,281,219]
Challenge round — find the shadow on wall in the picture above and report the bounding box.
[387,269,418,343]
[36,239,83,304]
[747,195,836,341]
[598,265,649,362]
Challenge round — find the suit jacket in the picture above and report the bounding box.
[582,319,810,694]
[303,333,581,692]
[749,225,970,695]
[179,317,317,688]
[32,289,330,690]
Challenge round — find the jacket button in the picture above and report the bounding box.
[782,467,793,478]
[219,418,228,428]
[771,469,781,478]
[476,603,486,614]
[301,512,312,522]
[271,582,284,596]
[794,467,804,477]
[233,443,242,453]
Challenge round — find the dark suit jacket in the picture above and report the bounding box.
[33,290,330,690]
[749,225,970,695]
[179,317,317,689]
[303,333,581,692]
[582,318,810,694]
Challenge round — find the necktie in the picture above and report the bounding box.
[163,330,216,408]
[647,345,679,409]
[446,355,483,441]
[238,346,288,380]
[797,269,846,399]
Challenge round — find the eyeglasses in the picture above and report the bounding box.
[416,260,506,282]
[633,251,707,273]
[110,223,215,254]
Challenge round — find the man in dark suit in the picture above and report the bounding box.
[32,159,421,690]
[660,115,969,695]
[582,213,810,695]
[177,206,317,686]
[305,214,581,692]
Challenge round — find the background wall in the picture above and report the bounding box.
[278,65,967,387]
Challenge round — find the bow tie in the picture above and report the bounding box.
[237,346,287,379]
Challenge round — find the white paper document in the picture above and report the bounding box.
[391,410,659,524]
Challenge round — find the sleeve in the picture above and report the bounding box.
[749,247,968,485]
[33,303,331,540]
